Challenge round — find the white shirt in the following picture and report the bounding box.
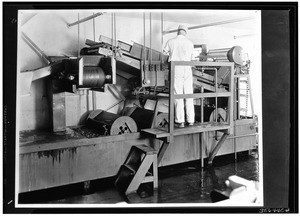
[163,35,194,62]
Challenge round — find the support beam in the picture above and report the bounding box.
[157,141,170,164]
[168,62,175,144]
[21,13,37,26]
[208,132,229,164]
[174,92,231,99]
[21,32,52,64]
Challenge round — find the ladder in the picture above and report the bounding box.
[115,144,158,196]
[235,74,255,119]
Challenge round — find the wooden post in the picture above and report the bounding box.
[125,155,154,195]
[208,132,229,164]
[153,154,158,189]
[214,68,218,122]
[151,99,160,128]
[229,64,234,130]
[169,62,175,144]
[200,86,204,168]
[157,141,169,165]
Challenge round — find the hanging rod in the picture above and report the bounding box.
[67,12,105,27]
[163,16,255,35]
[21,32,52,64]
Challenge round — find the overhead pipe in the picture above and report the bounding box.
[67,12,105,27]
[163,16,255,35]
[234,33,256,39]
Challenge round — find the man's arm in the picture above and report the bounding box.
[190,42,194,60]
[163,41,170,56]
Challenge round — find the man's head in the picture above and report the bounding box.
[177,25,188,36]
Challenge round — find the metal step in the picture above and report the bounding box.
[133,144,157,155]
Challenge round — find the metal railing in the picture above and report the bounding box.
[167,61,234,143]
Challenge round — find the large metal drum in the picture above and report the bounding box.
[86,109,137,135]
[208,46,244,65]
[123,107,154,130]
[123,107,169,130]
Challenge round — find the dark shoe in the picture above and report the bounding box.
[176,122,185,128]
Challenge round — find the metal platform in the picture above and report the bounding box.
[142,122,230,139]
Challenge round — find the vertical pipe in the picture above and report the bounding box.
[77,13,80,57]
[230,64,234,127]
[92,13,97,110]
[200,86,204,123]
[150,12,152,63]
[161,12,164,62]
[143,12,146,62]
[230,65,236,160]
[111,13,113,45]
[112,13,116,84]
[214,68,218,122]
[237,77,240,119]
[234,119,237,160]
[92,90,96,110]
[114,13,117,47]
[86,89,90,111]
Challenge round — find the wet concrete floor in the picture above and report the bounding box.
[19,150,259,204]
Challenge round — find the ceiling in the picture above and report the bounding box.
[162,10,258,24]
[114,9,260,31]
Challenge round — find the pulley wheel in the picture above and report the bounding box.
[209,108,227,122]
[110,116,137,135]
[154,113,169,128]
[86,109,137,135]
[227,46,244,65]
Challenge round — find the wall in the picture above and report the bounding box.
[18,10,261,131]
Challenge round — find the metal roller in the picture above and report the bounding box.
[123,107,154,130]
[123,107,169,130]
[86,109,137,135]
[80,66,107,88]
[208,46,244,65]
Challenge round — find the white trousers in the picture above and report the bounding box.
[174,66,195,124]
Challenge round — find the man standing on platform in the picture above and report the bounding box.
[163,25,195,128]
